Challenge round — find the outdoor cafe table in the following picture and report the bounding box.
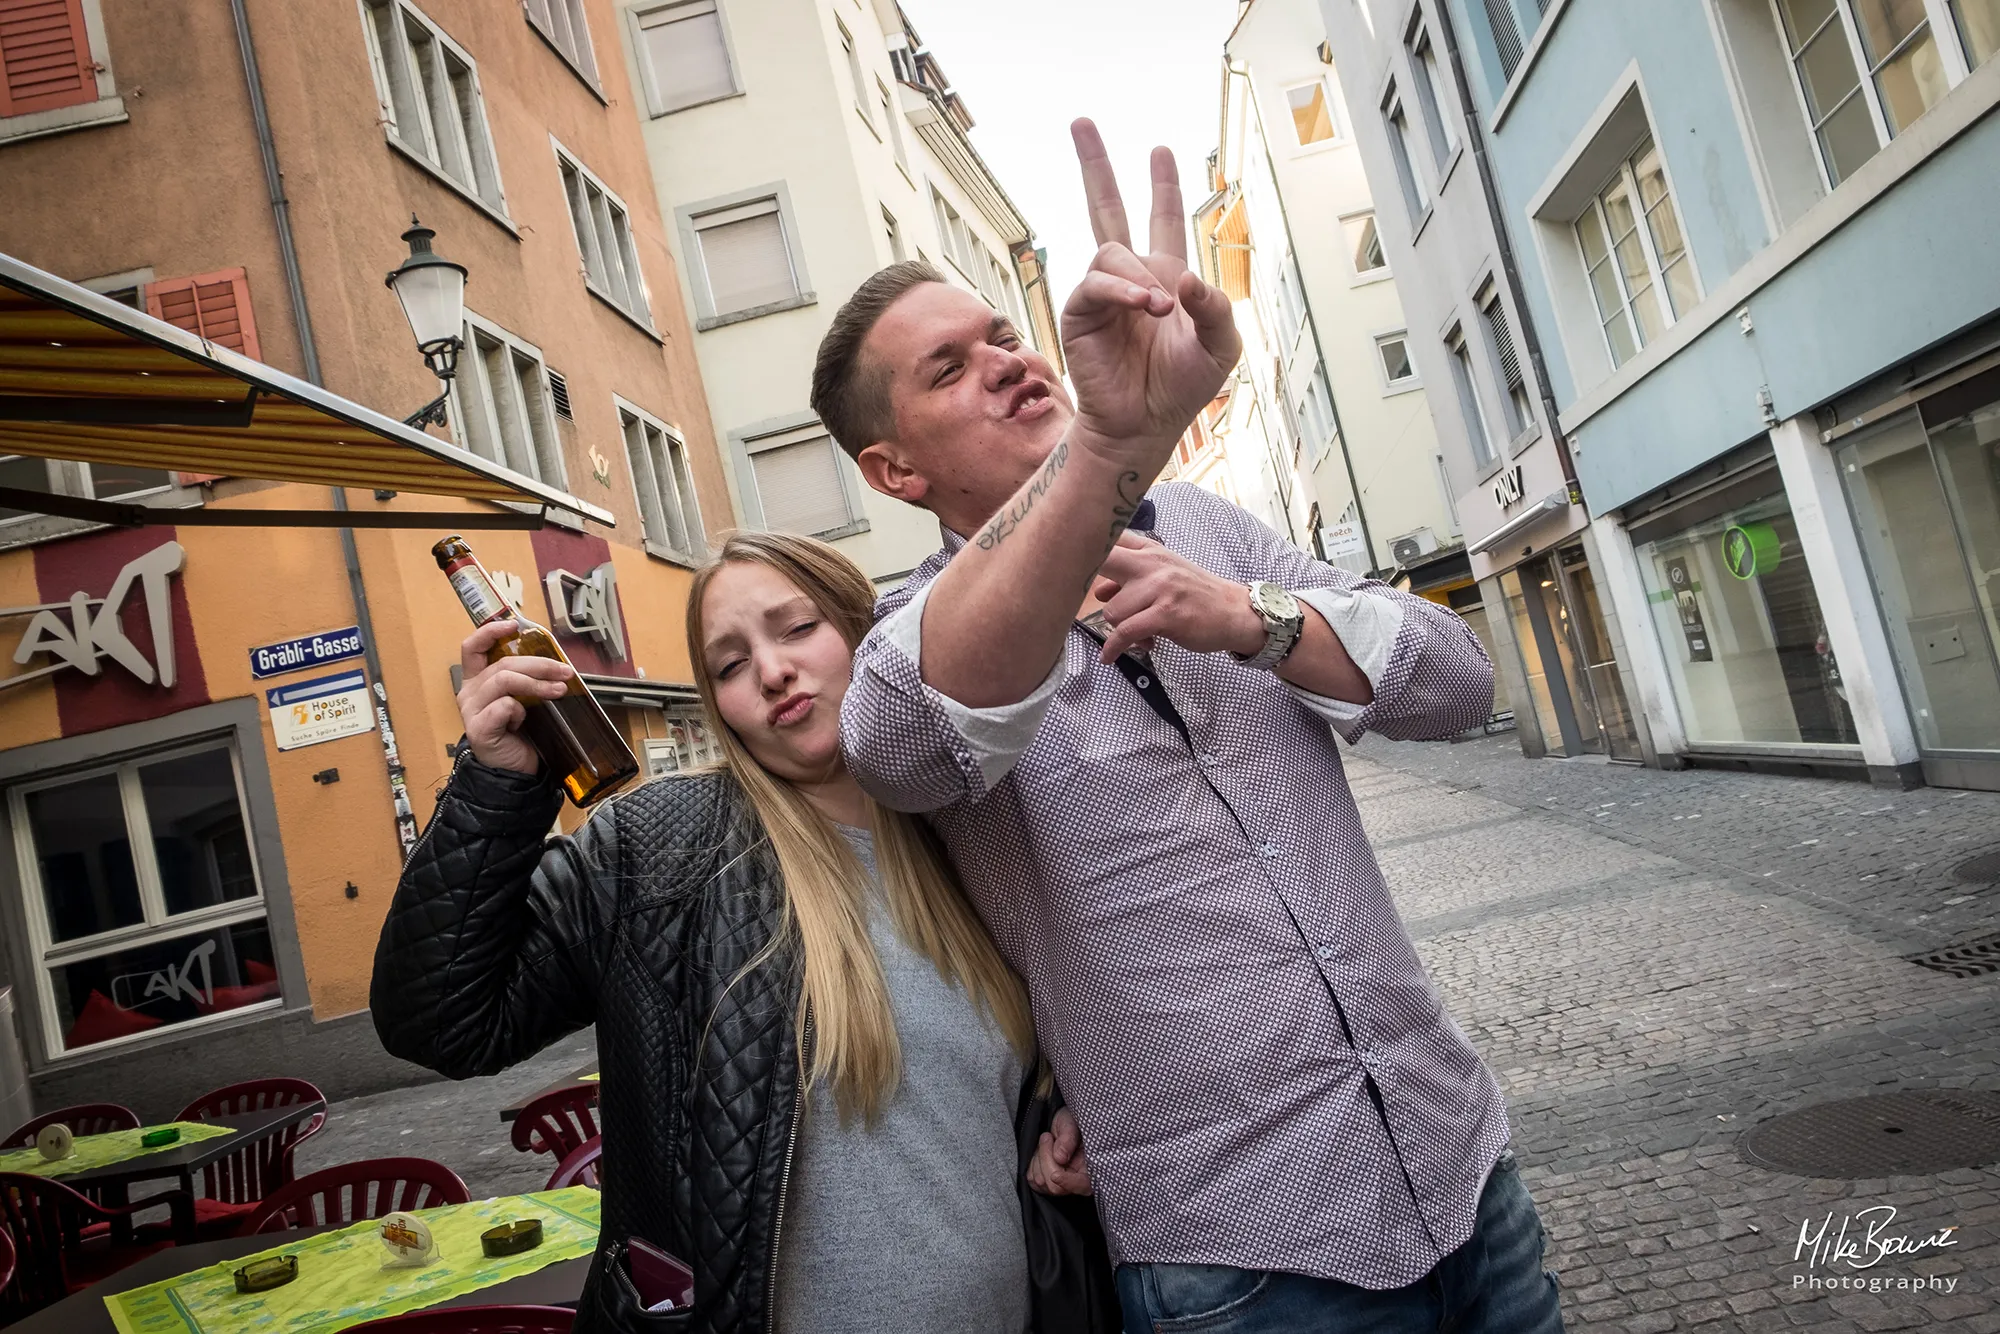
[5,1101,326,1245]
[498,1065,598,1123]
[5,1196,595,1334]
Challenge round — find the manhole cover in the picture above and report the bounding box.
[1740,1091,2000,1177]
[1955,851,2000,883]
[1908,933,2000,978]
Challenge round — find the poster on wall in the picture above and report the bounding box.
[266,670,373,750]
[1664,557,1713,663]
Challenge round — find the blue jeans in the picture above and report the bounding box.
[1115,1152,1564,1333]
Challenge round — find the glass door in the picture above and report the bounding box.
[1841,395,2000,787]
[1553,546,1645,761]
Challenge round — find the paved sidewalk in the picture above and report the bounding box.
[1348,733,2000,1332]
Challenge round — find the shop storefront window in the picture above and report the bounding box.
[9,742,278,1055]
[1634,480,1858,748]
[1840,399,2000,758]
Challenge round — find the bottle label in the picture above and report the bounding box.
[447,562,509,624]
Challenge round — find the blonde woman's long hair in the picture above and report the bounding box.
[685,532,1035,1125]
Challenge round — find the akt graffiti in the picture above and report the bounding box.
[111,937,216,1012]
[2,541,186,691]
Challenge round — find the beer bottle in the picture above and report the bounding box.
[433,535,640,807]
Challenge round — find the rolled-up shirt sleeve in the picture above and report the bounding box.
[841,580,1065,812]
[1202,488,1493,743]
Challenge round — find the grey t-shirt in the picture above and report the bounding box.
[771,825,1028,1334]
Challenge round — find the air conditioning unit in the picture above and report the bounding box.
[1389,528,1438,566]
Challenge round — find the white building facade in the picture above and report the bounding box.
[613,0,1062,583]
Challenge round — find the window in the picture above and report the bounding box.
[878,77,909,173]
[1376,331,1418,387]
[744,425,863,537]
[10,743,278,1055]
[1954,0,2000,65]
[883,205,905,262]
[1275,251,1309,351]
[362,0,505,213]
[555,142,653,327]
[686,194,805,322]
[620,401,703,562]
[0,457,172,525]
[524,0,598,87]
[1445,324,1499,467]
[1344,213,1387,276]
[1382,88,1430,226]
[1773,0,1959,189]
[1477,285,1533,438]
[1407,24,1457,169]
[450,314,565,485]
[644,712,721,775]
[632,0,736,115]
[931,187,977,279]
[1286,81,1337,145]
[838,18,871,129]
[1299,361,1338,466]
[1573,138,1697,368]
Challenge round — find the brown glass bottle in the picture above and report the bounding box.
[433,535,640,807]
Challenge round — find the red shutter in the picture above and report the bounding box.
[0,0,96,118]
[144,268,263,485]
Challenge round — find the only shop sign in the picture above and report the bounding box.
[267,670,373,751]
[1723,522,1782,580]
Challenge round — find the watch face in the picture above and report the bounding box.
[1251,582,1300,621]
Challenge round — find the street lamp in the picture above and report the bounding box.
[385,216,467,429]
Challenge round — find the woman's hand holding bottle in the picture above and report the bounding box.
[457,620,574,776]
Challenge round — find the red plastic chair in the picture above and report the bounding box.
[510,1086,599,1164]
[0,1173,185,1310]
[544,1136,602,1191]
[0,1222,18,1318]
[237,1158,470,1236]
[1,1104,140,1150]
[160,1078,325,1239]
[347,1305,575,1333]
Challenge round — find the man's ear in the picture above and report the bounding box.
[856,442,932,506]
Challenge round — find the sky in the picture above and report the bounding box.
[896,0,1245,316]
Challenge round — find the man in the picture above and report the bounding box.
[819,121,1564,1332]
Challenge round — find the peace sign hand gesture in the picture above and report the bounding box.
[1061,120,1241,470]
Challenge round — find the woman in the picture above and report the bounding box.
[372,532,1115,1334]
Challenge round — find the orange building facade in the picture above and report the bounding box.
[0,0,726,1115]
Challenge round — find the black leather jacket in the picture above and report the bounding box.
[373,759,1118,1334]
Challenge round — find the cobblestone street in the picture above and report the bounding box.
[1351,734,2000,1332]
[304,736,2000,1331]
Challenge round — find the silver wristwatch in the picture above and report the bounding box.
[1233,581,1305,671]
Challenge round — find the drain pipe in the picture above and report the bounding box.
[1435,7,1578,496]
[231,0,417,857]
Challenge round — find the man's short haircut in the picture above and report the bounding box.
[810,260,945,460]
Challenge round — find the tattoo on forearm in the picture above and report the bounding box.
[1104,470,1145,550]
[975,436,1070,550]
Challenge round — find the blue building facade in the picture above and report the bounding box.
[1437,0,2000,790]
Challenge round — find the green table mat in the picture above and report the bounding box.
[106,1187,601,1334]
[578,1073,599,1082]
[0,1122,235,1179]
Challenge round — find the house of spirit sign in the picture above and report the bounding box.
[2,541,185,691]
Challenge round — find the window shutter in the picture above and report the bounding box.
[640,1,731,108]
[0,0,96,118]
[751,436,851,536]
[1482,295,1524,392]
[1482,0,1524,78]
[143,268,262,484]
[698,210,795,314]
